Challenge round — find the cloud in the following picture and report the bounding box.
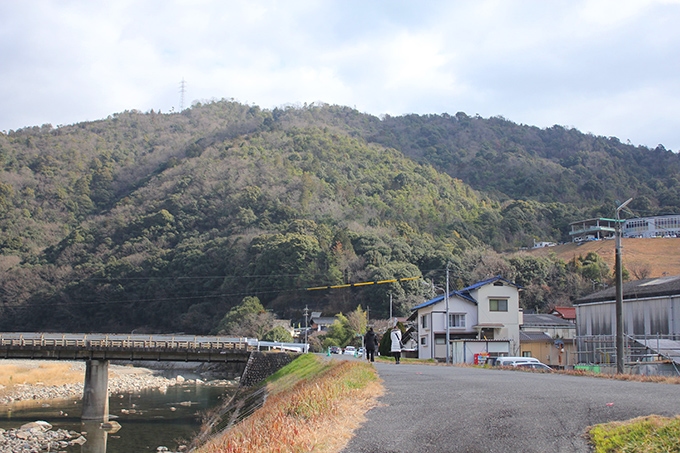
[1,0,679,151]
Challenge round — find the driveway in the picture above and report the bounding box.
[342,362,680,452]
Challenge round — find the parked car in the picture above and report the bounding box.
[515,362,553,372]
[357,347,365,357]
[494,356,540,367]
[329,346,342,354]
[343,346,357,356]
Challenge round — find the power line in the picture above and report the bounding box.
[306,276,421,291]
[1,275,427,311]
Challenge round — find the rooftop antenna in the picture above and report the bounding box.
[179,78,186,111]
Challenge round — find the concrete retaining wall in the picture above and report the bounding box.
[239,352,294,387]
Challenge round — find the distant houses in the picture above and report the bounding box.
[520,313,576,368]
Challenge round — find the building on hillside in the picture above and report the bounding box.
[310,313,337,332]
[533,240,557,249]
[410,276,523,362]
[568,218,619,243]
[573,275,680,372]
[623,215,680,238]
[520,313,577,368]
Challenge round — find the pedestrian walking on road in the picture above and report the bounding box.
[390,325,402,364]
[364,327,378,362]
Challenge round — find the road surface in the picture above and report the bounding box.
[342,362,680,452]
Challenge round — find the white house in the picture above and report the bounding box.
[411,276,523,362]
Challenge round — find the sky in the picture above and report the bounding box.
[2,0,680,151]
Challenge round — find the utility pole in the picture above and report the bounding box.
[389,293,393,326]
[445,263,450,365]
[615,198,633,374]
[303,305,309,347]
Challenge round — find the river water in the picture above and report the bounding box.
[0,375,237,453]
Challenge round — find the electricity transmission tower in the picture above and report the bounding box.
[179,78,186,111]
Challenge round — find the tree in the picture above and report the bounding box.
[321,316,353,350]
[629,263,652,280]
[262,326,294,342]
[576,252,611,285]
[346,305,368,343]
[213,296,275,338]
[320,306,369,349]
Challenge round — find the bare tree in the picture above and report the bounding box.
[630,263,653,280]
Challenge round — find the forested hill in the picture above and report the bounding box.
[369,113,680,210]
[0,101,678,334]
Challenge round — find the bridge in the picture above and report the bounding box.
[0,332,307,421]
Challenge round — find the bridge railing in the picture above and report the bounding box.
[0,333,308,353]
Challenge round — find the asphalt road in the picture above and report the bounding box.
[341,362,680,453]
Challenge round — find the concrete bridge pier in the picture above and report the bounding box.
[81,421,108,453]
[82,359,109,421]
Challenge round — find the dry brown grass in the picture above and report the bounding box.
[562,368,680,384]
[0,362,83,390]
[527,238,680,278]
[470,363,680,384]
[197,357,383,453]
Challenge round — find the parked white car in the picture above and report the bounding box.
[494,356,540,367]
[516,362,553,372]
[343,346,356,356]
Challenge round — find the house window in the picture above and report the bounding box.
[522,351,532,357]
[421,314,428,329]
[420,336,427,346]
[449,313,466,328]
[489,298,508,312]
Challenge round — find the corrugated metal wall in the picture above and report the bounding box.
[575,296,680,363]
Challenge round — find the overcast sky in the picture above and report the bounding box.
[2,1,679,151]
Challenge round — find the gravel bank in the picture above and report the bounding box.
[0,360,238,404]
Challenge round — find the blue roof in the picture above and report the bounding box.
[411,275,520,311]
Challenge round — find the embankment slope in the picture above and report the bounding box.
[527,238,680,278]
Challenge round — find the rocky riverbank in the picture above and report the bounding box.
[0,421,86,453]
[0,362,172,405]
[0,360,239,452]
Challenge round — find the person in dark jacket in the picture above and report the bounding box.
[364,327,378,362]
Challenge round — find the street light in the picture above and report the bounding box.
[615,197,633,374]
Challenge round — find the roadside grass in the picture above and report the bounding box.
[0,362,83,392]
[588,415,680,453]
[373,355,436,365]
[196,354,383,453]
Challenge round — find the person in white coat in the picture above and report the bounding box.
[390,325,403,364]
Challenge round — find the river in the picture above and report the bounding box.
[0,370,238,453]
